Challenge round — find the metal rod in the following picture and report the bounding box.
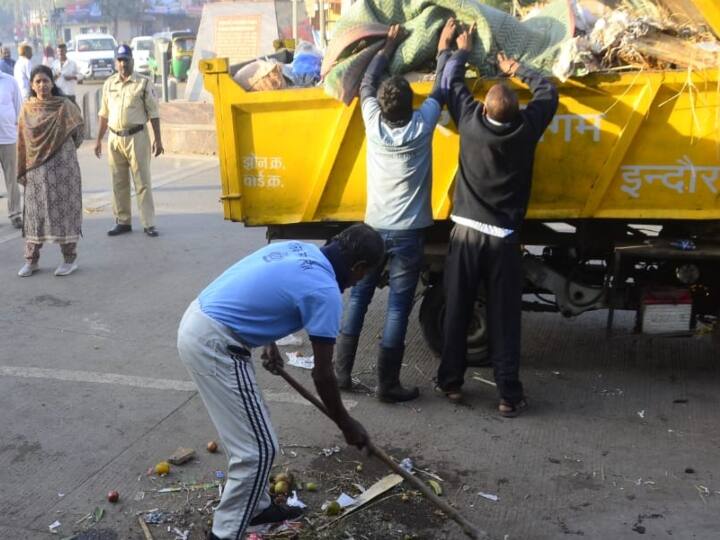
[273,366,490,540]
[292,0,298,41]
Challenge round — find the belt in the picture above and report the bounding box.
[109,125,144,137]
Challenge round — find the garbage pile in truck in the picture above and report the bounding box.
[554,0,720,80]
[231,0,720,98]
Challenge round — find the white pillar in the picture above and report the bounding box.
[318,0,326,48]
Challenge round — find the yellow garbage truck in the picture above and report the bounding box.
[201,5,720,360]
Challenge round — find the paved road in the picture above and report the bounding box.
[0,145,719,539]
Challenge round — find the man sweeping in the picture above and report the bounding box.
[177,224,385,540]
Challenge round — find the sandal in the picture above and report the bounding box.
[434,384,463,403]
[498,398,528,418]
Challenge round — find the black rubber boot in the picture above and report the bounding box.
[334,333,360,390]
[377,346,419,402]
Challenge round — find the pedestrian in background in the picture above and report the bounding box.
[0,70,23,229]
[52,43,81,104]
[16,65,84,277]
[14,43,33,100]
[435,26,558,416]
[95,44,163,237]
[42,45,55,68]
[0,47,15,76]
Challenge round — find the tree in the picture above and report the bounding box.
[96,0,145,39]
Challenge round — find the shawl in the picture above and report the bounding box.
[17,97,84,185]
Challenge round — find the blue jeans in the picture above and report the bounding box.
[341,229,425,349]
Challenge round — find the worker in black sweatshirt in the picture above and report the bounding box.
[434,23,558,417]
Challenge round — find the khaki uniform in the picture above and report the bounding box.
[0,143,21,220]
[99,73,160,228]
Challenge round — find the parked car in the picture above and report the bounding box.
[130,35,154,76]
[66,33,118,81]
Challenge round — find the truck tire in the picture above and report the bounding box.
[419,283,489,366]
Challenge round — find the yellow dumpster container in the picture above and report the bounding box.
[201,60,720,227]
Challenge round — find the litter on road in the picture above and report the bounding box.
[320,446,341,457]
[157,481,220,493]
[285,352,314,370]
[137,516,155,540]
[287,490,306,508]
[171,527,190,540]
[336,492,357,508]
[478,491,499,502]
[168,447,196,465]
[472,374,497,387]
[428,479,443,496]
[276,333,303,346]
[143,510,174,524]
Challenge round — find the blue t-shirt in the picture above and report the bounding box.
[198,242,342,347]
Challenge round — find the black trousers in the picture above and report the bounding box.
[437,223,524,403]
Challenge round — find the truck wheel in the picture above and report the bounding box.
[419,283,489,366]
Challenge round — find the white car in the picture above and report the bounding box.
[66,33,118,81]
[130,36,154,75]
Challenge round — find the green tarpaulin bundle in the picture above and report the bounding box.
[321,0,575,103]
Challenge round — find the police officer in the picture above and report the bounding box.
[95,44,163,237]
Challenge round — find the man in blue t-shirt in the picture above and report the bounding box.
[177,224,384,540]
[335,20,456,403]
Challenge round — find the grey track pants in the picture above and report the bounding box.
[177,300,278,540]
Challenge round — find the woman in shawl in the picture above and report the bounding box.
[17,65,84,277]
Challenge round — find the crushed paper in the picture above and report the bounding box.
[285,352,314,370]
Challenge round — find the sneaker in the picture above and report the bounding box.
[144,226,159,237]
[249,503,303,526]
[18,262,39,277]
[54,262,78,276]
[10,216,22,229]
